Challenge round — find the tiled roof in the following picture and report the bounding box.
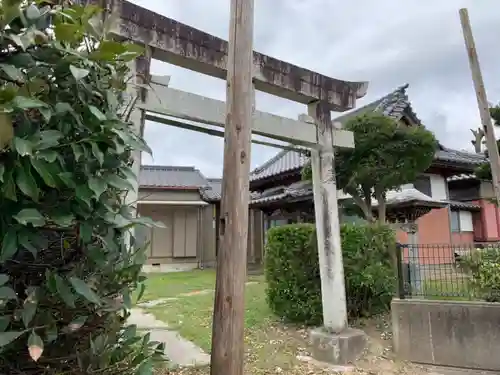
[447,201,481,210]
[382,188,439,207]
[446,173,477,182]
[251,180,313,205]
[201,178,222,201]
[334,84,420,126]
[435,147,485,166]
[250,148,309,182]
[250,84,486,182]
[139,165,209,189]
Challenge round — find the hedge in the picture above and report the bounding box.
[265,223,396,325]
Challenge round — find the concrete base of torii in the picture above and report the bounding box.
[309,327,366,365]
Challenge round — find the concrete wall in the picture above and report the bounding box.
[392,298,500,371]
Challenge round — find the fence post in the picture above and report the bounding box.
[395,242,405,299]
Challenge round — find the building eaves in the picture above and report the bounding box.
[435,147,486,166]
[139,165,210,189]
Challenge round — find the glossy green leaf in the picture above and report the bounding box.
[22,299,38,328]
[0,287,17,300]
[37,150,58,163]
[0,332,23,347]
[0,64,24,82]
[136,283,146,302]
[0,229,18,261]
[12,137,33,156]
[75,184,93,207]
[122,289,132,309]
[0,164,4,183]
[0,316,10,332]
[89,105,106,121]
[53,22,82,43]
[88,176,107,198]
[54,275,75,308]
[25,4,41,20]
[2,170,17,201]
[7,34,26,50]
[55,102,73,115]
[31,158,57,188]
[120,166,137,182]
[90,143,104,165]
[37,130,63,149]
[18,235,38,258]
[39,107,51,123]
[79,223,93,243]
[70,65,90,81]
[137,357,153,375]
[113,129,152,155]
[69,277,101,305]
[12,96,47,109]
[51,213,74,227]
[70,143,84,161]
[0,275,8,287]
[105,174,134,191]
[132,216,165,228]
[13,208,45,227]
[15,162,39,202]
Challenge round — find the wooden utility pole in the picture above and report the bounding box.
[211,0,254,374]
[459,8,500,205]
[309,103,348,333]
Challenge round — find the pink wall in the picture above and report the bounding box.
[397,207,455,264]
[475,199,500,242]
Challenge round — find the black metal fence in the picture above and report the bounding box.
[395,242,500,300]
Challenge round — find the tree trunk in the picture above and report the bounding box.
[375,189,387,224]
[471,128,485,153]
[349,190,373,222]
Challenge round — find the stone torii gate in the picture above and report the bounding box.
[77,0,369,368]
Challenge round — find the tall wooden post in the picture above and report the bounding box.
[459,8,500,206]
[210,0,254,374]
[309,102,348,333]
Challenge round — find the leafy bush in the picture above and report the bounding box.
[462,248,500,302]
[265,224,322,325]
[0,2,163,374]
[265,223,396,325]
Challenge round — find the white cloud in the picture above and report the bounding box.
[130,0,500,177]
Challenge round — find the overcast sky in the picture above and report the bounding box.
[130,0,500,178]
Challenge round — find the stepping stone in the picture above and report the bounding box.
[128,308,210,367]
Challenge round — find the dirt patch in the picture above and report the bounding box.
[156,314,435,375]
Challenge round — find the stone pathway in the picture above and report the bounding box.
[138,281,258,308]
[127,307,210,367]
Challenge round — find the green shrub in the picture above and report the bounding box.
[462,248,500,302]
[265,223,396,325]
[265,224,322,325]
[0,2,163,374]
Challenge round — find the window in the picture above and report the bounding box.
[450,210,473,232]
[414,175,432,197]
[450,210,460,232]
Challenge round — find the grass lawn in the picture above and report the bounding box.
[422,278,475,301]
[145,272,313,374]
[143,270,425,375]
[139,270,264,302]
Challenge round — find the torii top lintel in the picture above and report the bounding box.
[79,0,369,111]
